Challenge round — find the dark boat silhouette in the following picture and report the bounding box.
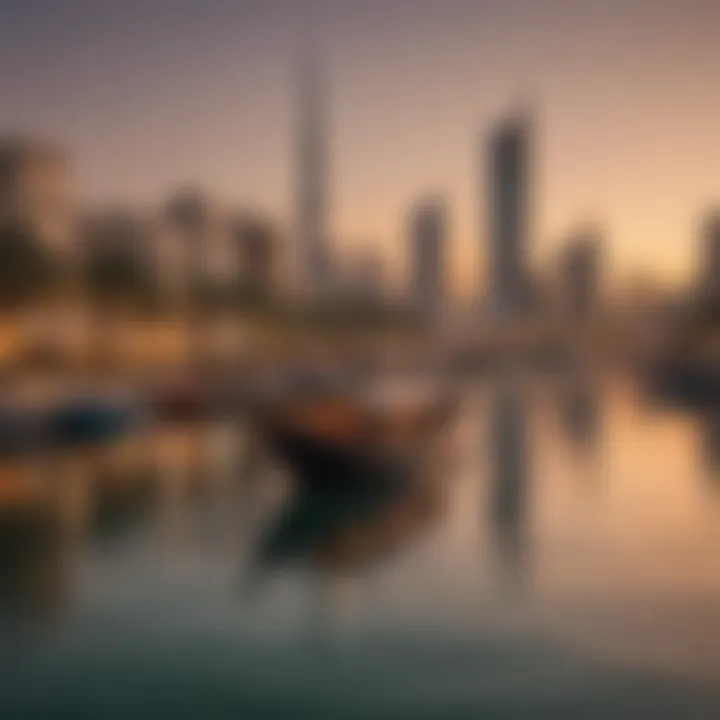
[0,398,140,456]
[46,399,140,446]
[645,301,720,408]
[260,386,457,488]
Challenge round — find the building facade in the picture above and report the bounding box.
[410,198,445,318]
[487,115,532,317]
[557,230,601,319]
[0,137,72,250]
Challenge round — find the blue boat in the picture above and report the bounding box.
[45,399,142,446]
[0,397,143,456]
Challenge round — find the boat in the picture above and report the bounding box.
[259,379,458,487]
[643,300,720,408]
[45,398,141,446]
[0,397,141,456]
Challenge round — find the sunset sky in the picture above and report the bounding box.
[1,0,719,296]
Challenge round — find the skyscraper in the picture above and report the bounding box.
[296,53,330,295]
[487,114,532,317]
[409,198,445,318]
[165,188,214,294]
[0,137,72,251]
[557,229,602,319]
[231,213,278,298]
[699,209,720,301]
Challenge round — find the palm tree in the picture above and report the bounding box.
[79,210,158,371]
[165,189,211,368]
[0,223,57,311]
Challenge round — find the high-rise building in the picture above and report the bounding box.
[231,214,277,297]
[557,229,602,319]
[409,198,445,317]
[296,53,330,295]
[164,188,218,289]
[699,209,720,301]
[0,137,72,250]
[166,189,210,238]
[487,114,532,317]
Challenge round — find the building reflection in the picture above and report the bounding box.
[0,506,64,629]
[698,411,720,483]
[152,423,242,549]
[2,409,451,633]
[90,464,159,546]
[488,382,529,592]
[0,419,263,633]
[556,374,601,455]
[0,459,68,630]
[557,374,602,470]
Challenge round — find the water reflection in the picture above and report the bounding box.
[1,383,720,716]
[488,382,529,592]
[0,506,65,630]
[556,374,601,454]
[256,474,444,576]
[0,423,255,630]
[698,411,720,482]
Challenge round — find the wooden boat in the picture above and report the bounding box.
[260,383,458,487]
[0,398,140,456]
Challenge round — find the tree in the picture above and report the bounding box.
[80,211,159,313]
[0,224,58,310]
[82,241,158,312]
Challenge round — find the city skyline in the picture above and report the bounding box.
[2,0,720,296]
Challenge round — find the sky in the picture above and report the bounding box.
[1,0,720,296]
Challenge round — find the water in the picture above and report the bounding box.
[0,377,719,718]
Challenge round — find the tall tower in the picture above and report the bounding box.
[699,209,720,301]
[296,52,330,295]
[487,114,532,317]
[557,229,602,320]
[410,197,445,318]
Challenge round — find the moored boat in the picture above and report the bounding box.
[260,380,458,487]
[0,397,141,456]
[45,398,141,446]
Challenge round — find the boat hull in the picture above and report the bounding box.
[266,426,415,489]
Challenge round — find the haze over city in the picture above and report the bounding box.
[2,0,720,294]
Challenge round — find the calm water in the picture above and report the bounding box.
[1,377,719,719]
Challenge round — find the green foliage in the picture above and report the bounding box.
[0,224,58,309]
[82,242,159,312]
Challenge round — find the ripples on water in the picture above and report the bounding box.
[0,377,719,718]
